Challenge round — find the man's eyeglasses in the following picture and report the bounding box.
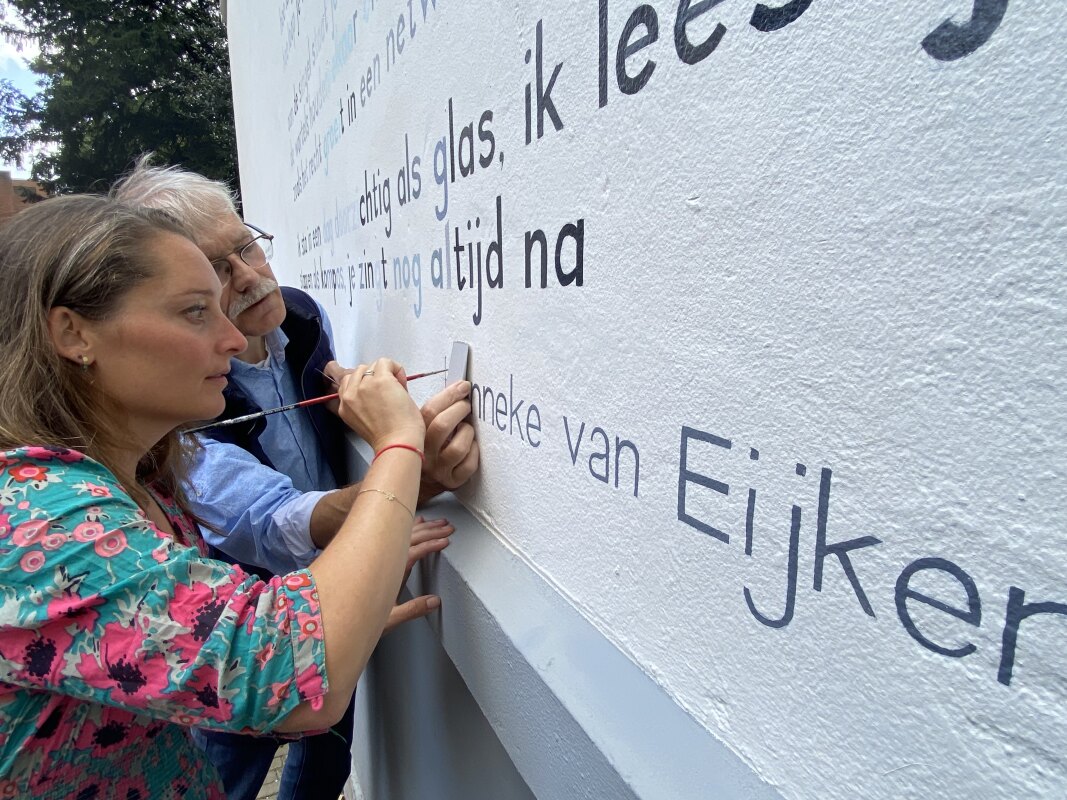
[209,223,275,287]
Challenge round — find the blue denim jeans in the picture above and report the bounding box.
[191,696,356,800]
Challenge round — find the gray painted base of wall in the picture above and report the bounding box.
[348,447,781,799]
[349,582,537,800]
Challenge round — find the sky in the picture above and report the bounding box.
[0,24,40,179]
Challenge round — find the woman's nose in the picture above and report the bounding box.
[219,315,247,356]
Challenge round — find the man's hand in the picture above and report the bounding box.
[383,516,453,633]
[321,360,350,386]
[384,595,441,631]
[419,381,479,504]
[323,361,479,503]
[321,360,351,415]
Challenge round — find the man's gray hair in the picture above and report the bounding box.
[110,153,238,241]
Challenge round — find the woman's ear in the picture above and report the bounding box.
[47,306,94,367]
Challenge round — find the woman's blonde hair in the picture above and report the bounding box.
[0,194,199,512]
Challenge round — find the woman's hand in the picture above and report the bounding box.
[336,357,425,451]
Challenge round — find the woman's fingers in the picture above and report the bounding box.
[336,358,425,449]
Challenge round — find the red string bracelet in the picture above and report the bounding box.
[374,443,425,463]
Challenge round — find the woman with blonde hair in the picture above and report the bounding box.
[0,195,426,798]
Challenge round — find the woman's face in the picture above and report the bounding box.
[84,232,247,439]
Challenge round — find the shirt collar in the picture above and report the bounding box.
[265,327,289,364]
[232,326,288,373]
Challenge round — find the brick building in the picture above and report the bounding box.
[0,170,49,223]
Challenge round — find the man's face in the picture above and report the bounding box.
[197,213,286,338]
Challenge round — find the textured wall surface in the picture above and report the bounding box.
[227,1,1066,797]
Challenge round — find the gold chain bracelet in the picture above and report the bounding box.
[357,488,415,520]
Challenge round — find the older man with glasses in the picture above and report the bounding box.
[111,156,478,800]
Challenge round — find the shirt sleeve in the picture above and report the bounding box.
[0,448,329,734]
[188,436,325,572]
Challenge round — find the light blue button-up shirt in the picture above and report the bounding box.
[188,305,342,573]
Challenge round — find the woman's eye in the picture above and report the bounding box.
[185,303,208,320]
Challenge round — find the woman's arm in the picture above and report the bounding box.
[0,361,427,735]
[0,448,329,734]
[275,357,428,731]
[274,446,421,730]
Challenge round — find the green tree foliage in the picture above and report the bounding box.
[0,1,237,193]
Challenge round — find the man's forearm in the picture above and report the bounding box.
[311,474,444,548]
[309,482,363,549]
[417,477,446,507]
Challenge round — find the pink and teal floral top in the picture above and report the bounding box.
[0,447,329,799]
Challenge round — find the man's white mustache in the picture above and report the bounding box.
[228,279,280,320]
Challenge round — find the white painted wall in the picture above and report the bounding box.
[226,1,1067,797]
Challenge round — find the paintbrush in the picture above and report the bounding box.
[185,367,449,434]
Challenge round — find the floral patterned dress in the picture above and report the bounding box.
[0,447,329,799]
